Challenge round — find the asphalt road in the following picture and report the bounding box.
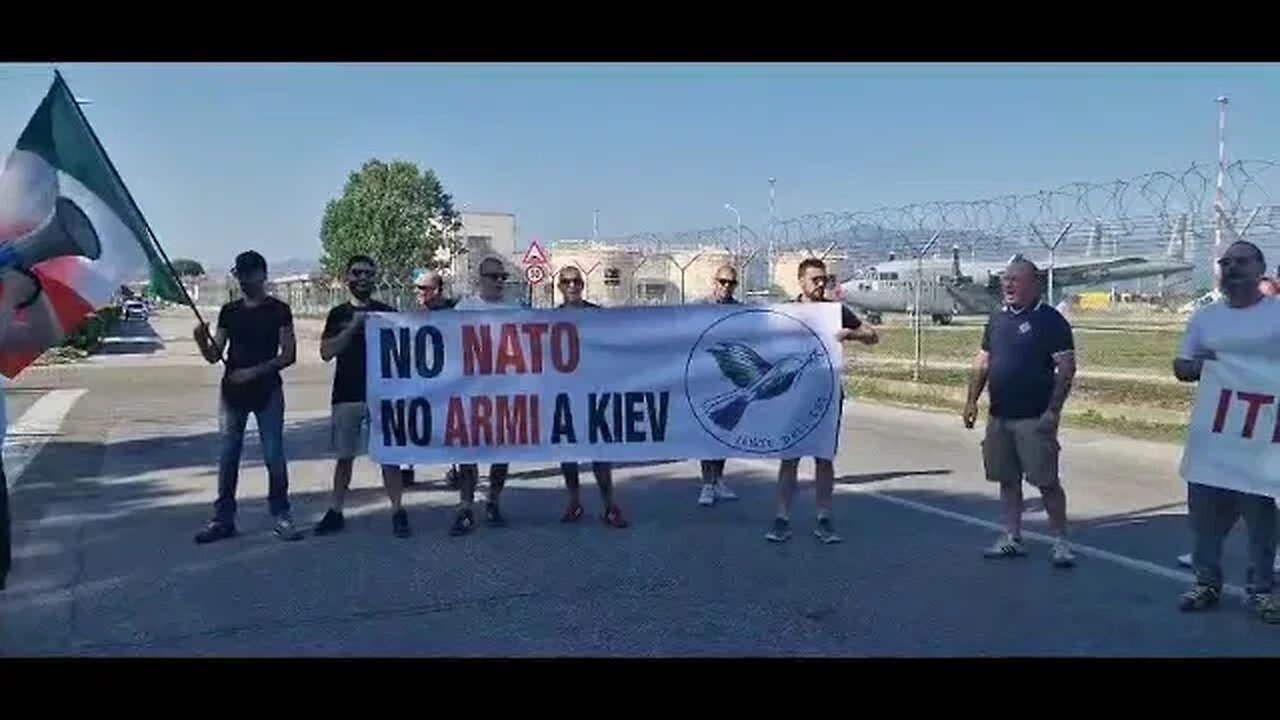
[2,308,1278,656]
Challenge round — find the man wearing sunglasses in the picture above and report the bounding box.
[697,264,742,507]
[313,255,411,538]
[450,256,520,535]
[766,257,877,544]
[554,265,629,528]
[413,268,457,311]
[401,268,458,490]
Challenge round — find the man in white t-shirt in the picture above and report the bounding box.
[448,256,522,536]
[1174,240,1280,623]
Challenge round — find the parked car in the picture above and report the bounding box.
[123,298,148,321]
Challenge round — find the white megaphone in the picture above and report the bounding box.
[0,196,103,271]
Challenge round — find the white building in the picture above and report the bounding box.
[446,211,522,295]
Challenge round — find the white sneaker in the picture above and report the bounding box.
[982,534,1026,559]
[698,484,716,507]
[1051,539,1076,568]
[713,480,737,501]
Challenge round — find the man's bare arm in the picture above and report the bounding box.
[965,350,990,407]
[277,324,296,370]
[320,316,362,362]
[194,324,227,364]
[1046,350,1077,415]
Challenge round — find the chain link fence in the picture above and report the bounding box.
[207,159,1279,432]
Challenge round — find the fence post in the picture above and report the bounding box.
[675,252,703,304]
[913,232,941,383]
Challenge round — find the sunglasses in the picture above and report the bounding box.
[559,277,584,287]
[415,285,438,292]
[716,278,738,287]
[482,272,509,281]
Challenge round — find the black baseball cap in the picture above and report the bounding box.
[233,250,267,276]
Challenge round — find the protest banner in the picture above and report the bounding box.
[365,302,845,465]
[1180,353,1280,498]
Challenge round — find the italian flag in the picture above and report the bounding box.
[0,71,185,378]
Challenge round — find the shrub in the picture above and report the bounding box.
[62,305,121,353]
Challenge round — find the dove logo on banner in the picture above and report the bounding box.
[685,308,838,455]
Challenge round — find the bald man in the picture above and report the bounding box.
[964,256,1077,568]
[450,257,521,535]
[399,268,458,490]
[698,264,742,507]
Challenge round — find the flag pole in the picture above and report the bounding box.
[52,70,221,362]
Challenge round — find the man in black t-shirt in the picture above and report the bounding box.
[766,257,878,545]
[192,250,301,544]
[963,256,1077,568]
[555,266,628,528]
[313,255,411,538]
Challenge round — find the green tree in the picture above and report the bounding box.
[170,258,205,277]
[319,159,462,281]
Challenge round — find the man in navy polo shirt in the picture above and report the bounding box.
[963,256,1077,568]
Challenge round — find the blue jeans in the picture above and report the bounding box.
[1189,482,1277,593]
[214,388,290,525]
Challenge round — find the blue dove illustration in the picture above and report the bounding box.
[701,341,822,431]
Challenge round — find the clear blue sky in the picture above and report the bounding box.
[1,63,1277,271]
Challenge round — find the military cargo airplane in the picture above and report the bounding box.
[836,245,1195,324]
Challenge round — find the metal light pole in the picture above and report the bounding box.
[592,209,599,241]
[1213,95,1229,290]
[914,232,940,383]
[725,203,743,263]
[768,178,776,279]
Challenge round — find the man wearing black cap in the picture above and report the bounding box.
[193,250,302,543]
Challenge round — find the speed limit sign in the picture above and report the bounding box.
[525,264,547,285]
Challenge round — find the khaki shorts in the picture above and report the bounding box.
[981,416,1061,488]
[331,402,369,459]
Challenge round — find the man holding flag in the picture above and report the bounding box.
[194,251,301,544]
[0,71,191,587]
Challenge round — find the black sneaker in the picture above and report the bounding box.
[392,509,411,538]
[449,508,475,537]
[765,517,792,543]
[314,509,345,535]
[813,517,843,544]
[1178,584,1221,612]
[195,521,236,544]
[485,502,506,527]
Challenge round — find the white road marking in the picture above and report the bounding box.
[739,458,1245,601]
[5,389,87,486]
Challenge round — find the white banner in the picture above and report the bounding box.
[1179,353,1280,498]
[365,302,845,465]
